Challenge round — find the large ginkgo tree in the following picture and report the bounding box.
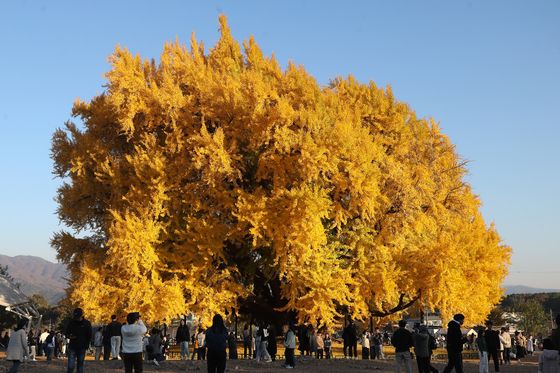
[51,16,510,325]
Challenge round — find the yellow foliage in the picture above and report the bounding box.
[51,16,510,326]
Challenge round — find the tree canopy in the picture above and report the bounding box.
[51,15,510,326]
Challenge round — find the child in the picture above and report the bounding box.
[476,327,489,373]
[539,338,559,373]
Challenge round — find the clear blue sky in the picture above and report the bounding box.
[0,1,558,288]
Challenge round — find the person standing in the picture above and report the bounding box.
[196,327,206,360]
[308,326,317,357]
[45,330,56,361]
[361,331,370,360]
[121,312,147,373]
[391,320,414,373]
[65,307,92,373]
[175,319,190,360]
[297,323,308,357]
[499,328,511,365]
[6,319,29,373]
[413,325,432,373]
[476,327,489,373]
[527,335,534,355]
[243,324,252,359]
[324,333,332,359]
[255,324,271,362]
[205,314,228,373]
[442,313,467,373]
[108,315,122,360]
[38,328,49,356]
[27,330,36,361]
[228,331,238,360]
[343,321,358,359]
[283,323,296,369]
[102,325,112,360]
[316,332,324,359]
[93,327,103,360]
[515,331,526,360]
[371,328,384,359]
[191,331,199,360]
[267,325,277,361]
[485,322,500,372]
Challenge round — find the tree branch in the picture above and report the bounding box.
[370,289,422,317]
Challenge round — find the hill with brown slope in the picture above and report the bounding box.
[0,254,67,305]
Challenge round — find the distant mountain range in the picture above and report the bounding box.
[0,254,68,305]
[504,285,560,295]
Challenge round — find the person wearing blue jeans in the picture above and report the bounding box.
[175,319,190,360]
[65,308,92,373]
[67,348,87,373]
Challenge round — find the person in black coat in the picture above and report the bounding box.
[102,326,112,360]
[65,308,92,373]
[298,324,309,356]
[228,332,238,360]
[205,314,228,373]
[443,313,467,373]
[485,321,501,372]
[343,322,358,358]
[175,319,191,360]
[267,325,277,361]
[391,320,414,373]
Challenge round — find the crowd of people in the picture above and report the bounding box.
[3,309,560,373]
[443,314,560,373]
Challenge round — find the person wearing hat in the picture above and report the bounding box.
[65,307,92,373]
[443,313,467,373]
[121,312,147,373]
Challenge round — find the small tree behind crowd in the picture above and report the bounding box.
[51,16,510,326]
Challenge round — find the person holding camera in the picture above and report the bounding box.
[121,312,147,373]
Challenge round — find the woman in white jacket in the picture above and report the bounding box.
[6,319,29,373]
[121,312,147,373]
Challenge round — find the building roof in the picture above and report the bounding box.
[0,276,29,307]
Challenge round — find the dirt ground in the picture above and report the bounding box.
[0,355,540,372]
